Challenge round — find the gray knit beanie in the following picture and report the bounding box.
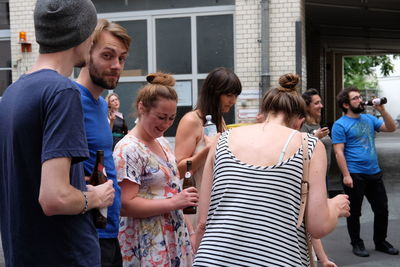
[34,0,98,53]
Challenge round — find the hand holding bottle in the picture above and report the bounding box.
[170,187,199,210]
[87,179,115,209]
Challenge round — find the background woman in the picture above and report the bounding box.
[174,67,242,232]
[113,72,198,266]
[301,88,332,173]
[193,73,350,266]
[301,88,336,266]
[106,92,128,149]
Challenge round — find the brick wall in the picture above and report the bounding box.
[235,0,262,123]
[9,0,37,81]
[235,0,306,123]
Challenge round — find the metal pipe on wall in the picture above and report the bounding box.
[260,0,270,97]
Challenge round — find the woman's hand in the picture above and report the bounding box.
[314,127,329,139]
[108,110,116,122]
[329,194,350,218]
[320,259,337,267]
[171,187,199,210]
[204,132,221,147]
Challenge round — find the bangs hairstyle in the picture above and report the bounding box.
[92,19,131,51]
[261,73,306,124]
[197,67,242,132]
[135,72,178,115]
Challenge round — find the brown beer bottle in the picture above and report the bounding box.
[89,150,108,228]
[182,160,196,214]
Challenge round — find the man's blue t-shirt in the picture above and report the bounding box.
[332,114,383,175]
[77,83,121,238]
[0,69,100,266]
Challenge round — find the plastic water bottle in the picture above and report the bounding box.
[204,115,217,136]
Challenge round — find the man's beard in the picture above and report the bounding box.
[89,61,119,89]
[350,104,365,114]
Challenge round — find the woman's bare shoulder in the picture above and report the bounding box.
[179,110,203,128]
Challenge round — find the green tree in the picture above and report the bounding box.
[344,55,399,89]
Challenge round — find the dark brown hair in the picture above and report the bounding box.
[135,72,178,116]
[261,73,306,124]
[196,67,242,132]
[337,87,360,113]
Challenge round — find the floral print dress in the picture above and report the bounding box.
[114,135,193,267]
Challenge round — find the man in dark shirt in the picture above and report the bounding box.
[0,1,114,266]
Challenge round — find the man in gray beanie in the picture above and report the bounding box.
[0,0,115,266]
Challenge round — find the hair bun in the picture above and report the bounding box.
[146,72,176,87]
[278,73,299,92]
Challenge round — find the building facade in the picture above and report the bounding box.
[5,0,306,135]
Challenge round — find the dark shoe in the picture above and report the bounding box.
[352,242,370,257]
[375,241,399,255]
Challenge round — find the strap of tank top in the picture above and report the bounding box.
[278,130,298,164]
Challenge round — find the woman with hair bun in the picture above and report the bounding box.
[193,73,350,266]
[113,72,197,266]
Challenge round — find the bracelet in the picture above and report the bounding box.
[189,231,195,236]
[80,191,88,214]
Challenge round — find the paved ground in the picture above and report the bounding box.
[1,130,399,266]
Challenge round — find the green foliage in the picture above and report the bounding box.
[344,55,399,89]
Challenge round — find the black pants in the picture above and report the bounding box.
[99,238,122,267]
[342,172,389,246]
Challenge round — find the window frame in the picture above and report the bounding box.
[98,5,235,108]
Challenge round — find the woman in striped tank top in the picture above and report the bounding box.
[192,73,350,266]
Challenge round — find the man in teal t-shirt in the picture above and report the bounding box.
[332,87,398,258]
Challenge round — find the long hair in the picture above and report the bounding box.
[196,67,242,132]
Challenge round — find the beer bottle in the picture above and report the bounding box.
[363,97,387,106]
[182,160,196,214]
[89,150,108,228]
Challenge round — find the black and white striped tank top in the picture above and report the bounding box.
[193,130,318,267]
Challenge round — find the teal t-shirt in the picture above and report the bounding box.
[332,114,383,174]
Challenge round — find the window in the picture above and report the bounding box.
[95,4,235,135]
[0,0,10,96]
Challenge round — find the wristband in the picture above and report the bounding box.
[80,191,88,214]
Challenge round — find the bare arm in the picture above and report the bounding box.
[306,141,350,238]
[333,143,353,188]
[193,138,218,252]
[39,158,115,216]
[375,105,396,132]
[175,113,211,178]
[312,239,337,267]
[119,179,198,218]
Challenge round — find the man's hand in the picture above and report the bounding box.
[343,175,353,188]
[87,180,115,209]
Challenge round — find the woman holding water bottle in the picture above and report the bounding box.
[175,67,242,234]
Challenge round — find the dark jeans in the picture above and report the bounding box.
[100,238,122,267]
[342,172,389,246]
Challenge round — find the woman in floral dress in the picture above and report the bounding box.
[113,72,198,267]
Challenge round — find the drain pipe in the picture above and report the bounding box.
[260,0,270,97]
